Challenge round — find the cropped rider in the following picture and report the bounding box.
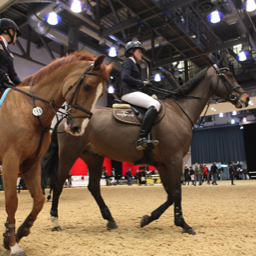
[0,18,21,92]
[120,41,161,151]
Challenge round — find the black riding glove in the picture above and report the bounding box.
[0,73,10,83]
[143,80,153,87]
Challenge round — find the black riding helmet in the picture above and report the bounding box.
[0,18,21,44]
[124,41,145,58]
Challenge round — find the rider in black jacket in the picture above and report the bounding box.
[120,41,161,151]
[0,18,21,92]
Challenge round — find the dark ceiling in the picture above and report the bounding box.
[1,0,256,91]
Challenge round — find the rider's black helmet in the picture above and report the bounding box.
[124,41,145,57]
[0,18,21,37]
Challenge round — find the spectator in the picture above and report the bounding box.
[189,166,194,185]
[194,163,201,186]
[202,164,210,184]
[126,168,132,186]
[229,161,235,185]
[211,162,218,185]
[184,165,190,185]
[104,168,110,186]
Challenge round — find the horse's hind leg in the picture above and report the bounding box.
[84,154,118,230]
[2,157,26,255]
[16,162,45,243]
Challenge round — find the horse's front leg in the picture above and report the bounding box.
[85,154,118,230]
[16,161,45,244]
[2,156,26,256]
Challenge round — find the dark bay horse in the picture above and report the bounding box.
[1,52,113,256]
[234,168,250,180]
[43,64,249,235]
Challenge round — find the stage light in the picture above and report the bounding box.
[240,125,244,129]
[107,46,118,57]
[245,0,256,12]
[154,73,162,82]
[70,0,85,13]
[44,11,62,25]
[232,111,237,115]
[219,113,224,117]
[230,119,235,124]
[207,10,224,24]
[107,85,115,94]
[242,117,247,122]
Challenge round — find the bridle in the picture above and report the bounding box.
[64,62,102,122]
[212,64,246,107]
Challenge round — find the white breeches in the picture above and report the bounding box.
[121,91,161,112]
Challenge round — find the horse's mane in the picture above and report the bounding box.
[173,67,208,95]
[20,52,108,86]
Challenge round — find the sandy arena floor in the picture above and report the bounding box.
[0,180,256,256]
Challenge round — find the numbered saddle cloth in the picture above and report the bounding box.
[113,101,165,126]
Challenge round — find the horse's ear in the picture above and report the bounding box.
[94,55,106,69]
[217,51,226,68]
[106,62,115,73]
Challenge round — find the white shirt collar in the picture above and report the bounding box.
[129,57,136,64]
[0,36,8,48]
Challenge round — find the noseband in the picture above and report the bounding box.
[64,62,101,122]
[213,64,245,106]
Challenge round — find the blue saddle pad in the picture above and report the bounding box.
[0,88,11,106]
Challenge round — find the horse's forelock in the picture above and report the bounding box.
[20,52,97,86]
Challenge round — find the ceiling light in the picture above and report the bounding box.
[242,117,247,122]
[44,11,62,25]
[232,111,237,115]
[245,0,256,12]
[107,46,118,57]
[70,0,85,13]
[237,50,250,61]
[219,113,224,117]
[107,85,115,94]
[154,73,162,82]
[207,10,224,24]
[230,119,235,124]
[240,125,244,129]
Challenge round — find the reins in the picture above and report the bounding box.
[149,64,244,135]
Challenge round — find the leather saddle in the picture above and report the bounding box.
[112,100,165,126]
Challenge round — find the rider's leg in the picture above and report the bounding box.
[121,91,161,150]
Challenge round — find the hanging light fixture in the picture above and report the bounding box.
[242,117,247,122]
[230,119,236,124]
[154,73,162,82]
[70,0,85,13]
[236,44,252,62]
[207,10,224,24]
[244,0,256,12]
[107,46,118,57]
[219,113,224,117]
[44,11,62,25]
[107,85,115,94]
[232,111,237,115]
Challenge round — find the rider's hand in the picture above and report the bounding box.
[143,80,153,87]
[1,73,10,83]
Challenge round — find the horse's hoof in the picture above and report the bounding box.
[51,226,62,231]
[107,221,118,230]
[11,251,27,256]
[46,195,51,202]
[140,215,150,228]
[182,228,196,235]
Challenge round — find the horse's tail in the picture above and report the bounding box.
[41,125,59,191]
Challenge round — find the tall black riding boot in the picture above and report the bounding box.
[136,106,159,150]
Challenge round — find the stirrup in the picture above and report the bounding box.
[136,138,159,151]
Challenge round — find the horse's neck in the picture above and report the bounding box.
[174,75,214,125]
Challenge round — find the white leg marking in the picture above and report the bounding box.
[10,243,25,255]
[50,215,60,228]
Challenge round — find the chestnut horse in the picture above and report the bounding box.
[42,64,249,235]
[1,52,113,256]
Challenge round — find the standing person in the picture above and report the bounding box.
[139,167,147,185]
[202,164,209,184]
[229,161,235,185]
[135,170,140,184]
[120,41,161,150]
[0,18,22,92]
[184,165,190,185]
[67,172,72,188]
[126,168,132,186]
[103,168,110,186]
[194,163,199,186]
[189,166,194,185]
[111,168,116,185]
[211,162,218,185]
[198,164,203,185]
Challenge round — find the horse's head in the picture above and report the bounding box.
[63,55,114,136]
[212,64,249,108]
